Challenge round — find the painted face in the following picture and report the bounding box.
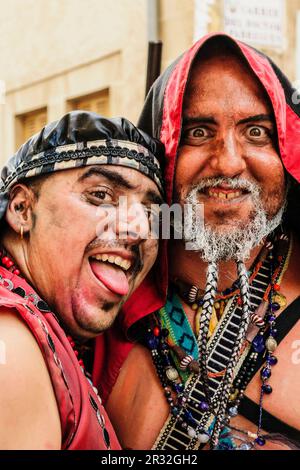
[26,165,162,339]
[175,52,286,234]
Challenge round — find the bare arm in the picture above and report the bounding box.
[0,308,62,449]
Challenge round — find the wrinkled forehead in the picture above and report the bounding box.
[184,37,273,109]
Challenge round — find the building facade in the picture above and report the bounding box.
[0,0,299,164]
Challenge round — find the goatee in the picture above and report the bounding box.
[184,177,286,262]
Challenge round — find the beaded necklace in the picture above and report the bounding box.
[173,239,276,338]
[144,230,291,450]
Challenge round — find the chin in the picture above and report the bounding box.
[78,306,119,333]
[208,220,243,233]
[64,295,120,340]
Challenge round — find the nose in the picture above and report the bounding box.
[209,132,246,177]
[116,202,150,244]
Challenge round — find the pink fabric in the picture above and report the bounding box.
[0,266,120,450]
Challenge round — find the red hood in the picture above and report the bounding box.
[121,32,300,332]
[93,33,300,401]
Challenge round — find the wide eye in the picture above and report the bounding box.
[191,128,206,138]
[246,126,269,139]
[181,126,211,144]
[89,189,113,204]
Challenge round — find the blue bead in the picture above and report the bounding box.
[270,329,278,337]
[253,334,265,353]
[224,288,232,296]
[171,407,179,416]
[255,436,266,446]
[238,443,252,450]
[200,401,209,411]
[262,384,273,394]
[184,410,194,420]
[261,367,271,380]
[268,355,278,366]
[268,315,276,322]
[271,302,280,311]
[184,411,197,426]
[147,335,159,350]
[229,406,238,417]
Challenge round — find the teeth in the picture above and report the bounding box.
[120,260,131,270]
[91,254,132,271]
[114,256,123,266]
[208,190,242,200]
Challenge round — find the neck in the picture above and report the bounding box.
[0,232,35,286]
[169,239,264,292]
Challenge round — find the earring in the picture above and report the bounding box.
[20,225,24,240]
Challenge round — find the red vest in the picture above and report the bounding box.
[0,266,120,450]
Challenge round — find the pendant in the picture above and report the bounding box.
[272,292,287,309]
[246,300,268,342]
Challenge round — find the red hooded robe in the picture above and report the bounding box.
[92,32,300,408]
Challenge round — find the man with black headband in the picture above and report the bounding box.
[94,34,300,450]
[0,110,164,449]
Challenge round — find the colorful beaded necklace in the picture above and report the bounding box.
[144,230,291,450]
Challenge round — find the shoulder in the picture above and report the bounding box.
[0,307,61,449]
[106,343,159,412]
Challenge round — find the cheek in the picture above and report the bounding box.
[141,240,159,272]
[175,148,203,198]
[248,152,286,215]
[249,151,285,190]
[30,197,100,274]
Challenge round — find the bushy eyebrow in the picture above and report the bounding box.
[78,166,163,203]
[182,114,274,127]
[77,166,135,190]
[182,116,217,126]
[237,114,274,125]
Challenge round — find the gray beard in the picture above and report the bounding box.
[184,177,286,262]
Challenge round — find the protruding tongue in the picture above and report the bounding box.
[90,259,129,296]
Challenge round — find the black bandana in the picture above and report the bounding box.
[0,111,165,218]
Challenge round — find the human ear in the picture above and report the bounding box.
[5,184,37,236]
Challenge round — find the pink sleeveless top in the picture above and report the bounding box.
[0,266,121,450]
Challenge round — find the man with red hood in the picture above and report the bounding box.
[93,34,300,450]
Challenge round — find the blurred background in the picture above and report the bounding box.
[0,0,299,164]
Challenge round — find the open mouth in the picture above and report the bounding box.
[92,254,132,271]
[200,187,250,201]
[88,253,134,297]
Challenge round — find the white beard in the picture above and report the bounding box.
[184,177,286,262]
